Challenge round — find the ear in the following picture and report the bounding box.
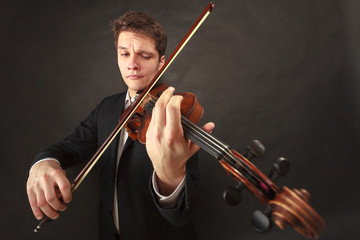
[158,55,165,70]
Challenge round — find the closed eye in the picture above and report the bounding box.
[141,54,151,59]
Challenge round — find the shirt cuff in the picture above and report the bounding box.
[152,171,186,209]
[30,158,61,172]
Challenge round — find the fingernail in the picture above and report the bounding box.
[36,215,42,220]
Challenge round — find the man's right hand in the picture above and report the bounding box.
[26,160,72,220]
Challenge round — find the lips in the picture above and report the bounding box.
[127,74,143,80]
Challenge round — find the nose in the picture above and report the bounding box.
[128,55,140,71]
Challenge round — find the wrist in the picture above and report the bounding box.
[30,158,60,172]
[155,166,186,196]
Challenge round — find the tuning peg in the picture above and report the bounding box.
[268,157,290,182]
[251,206,273,233]
[244,140,265,160]
[223,181,245,206]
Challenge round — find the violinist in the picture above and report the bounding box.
[26,10,214,240]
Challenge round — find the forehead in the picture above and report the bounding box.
[117,31,156,50]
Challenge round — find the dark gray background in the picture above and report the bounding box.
[1,0,359,239]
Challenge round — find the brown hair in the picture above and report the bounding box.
[112,11,167,57]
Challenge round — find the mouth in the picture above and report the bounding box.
[126,74,143,80]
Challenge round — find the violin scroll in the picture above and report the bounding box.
[269,187,325,239]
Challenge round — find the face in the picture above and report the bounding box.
[117,31,165,98]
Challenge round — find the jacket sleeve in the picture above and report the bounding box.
[33,101,103,169]
[149,153,199,226]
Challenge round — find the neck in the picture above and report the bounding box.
[128,89,137,99]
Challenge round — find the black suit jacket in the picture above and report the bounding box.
[34,92,199,240]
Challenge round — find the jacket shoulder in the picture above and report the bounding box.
[100,92,127,105]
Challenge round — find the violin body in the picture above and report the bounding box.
[125,83,203,143]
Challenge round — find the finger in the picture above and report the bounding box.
[27,189,43,220]
[202,122,215,134]
[158,86,175,102]
[54,173,72,204]
[45,190,66,212]
[165,95,184,139]
[36,188,60,220]
[43,187,68,214]
[152,87,175,127]
[41,169,70,212]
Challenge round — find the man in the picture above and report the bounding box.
[26,10,214,240]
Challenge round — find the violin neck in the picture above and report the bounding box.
[181,116,231,160]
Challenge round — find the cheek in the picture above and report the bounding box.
[117,59,126,73]
[117,56,122,67]
[148,62,161,74]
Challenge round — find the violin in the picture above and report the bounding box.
[125,83,325,239]
[34,2,325,238]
